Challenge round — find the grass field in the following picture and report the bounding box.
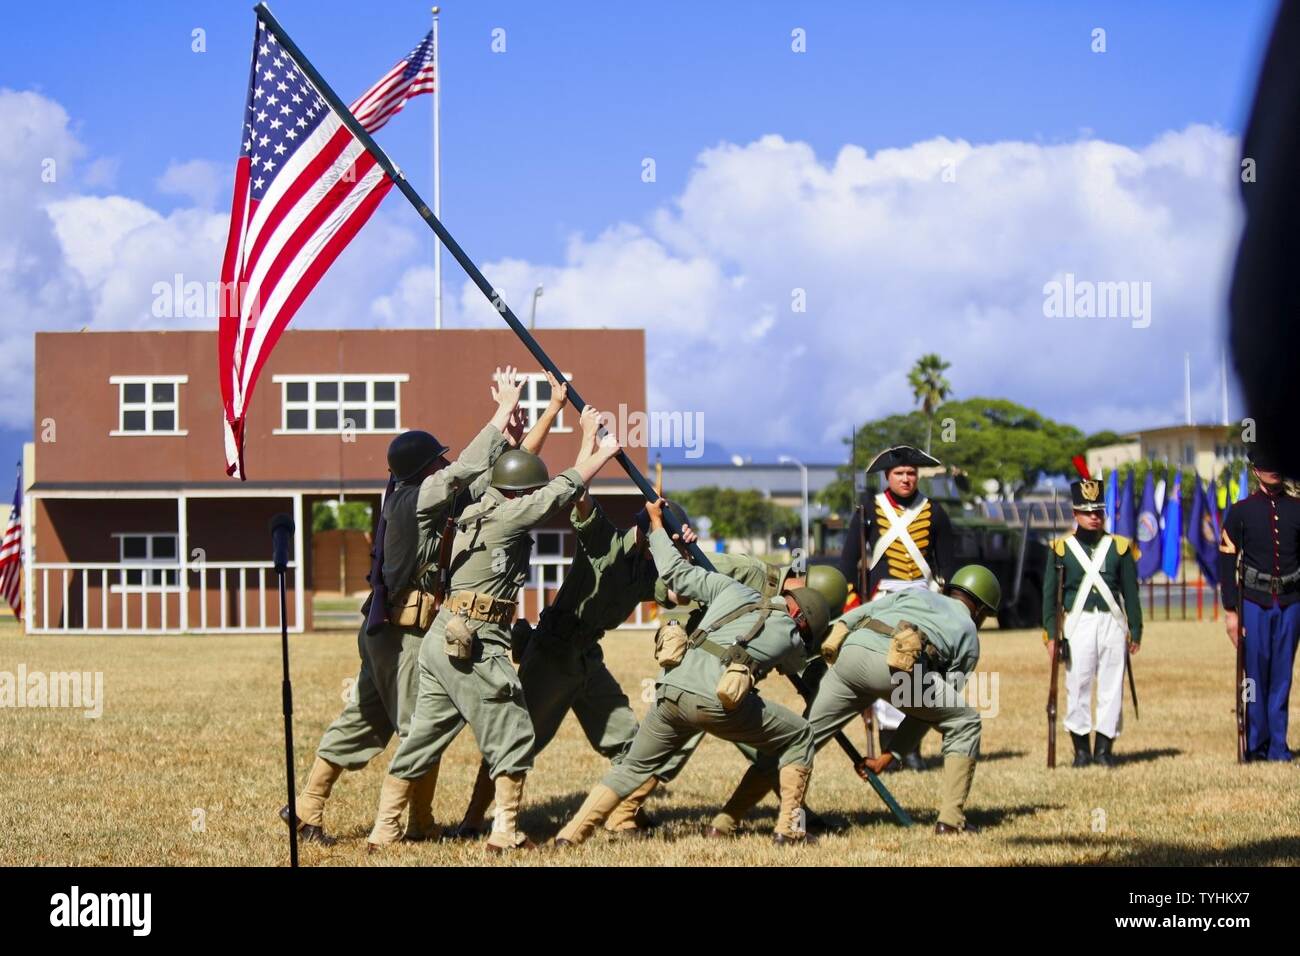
[1,614,1297,867]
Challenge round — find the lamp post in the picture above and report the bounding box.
[529,284,544,330]
[778,455,810,558]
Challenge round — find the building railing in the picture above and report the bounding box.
[26,561,300,634]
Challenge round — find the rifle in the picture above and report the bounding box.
[1047,552,1065,768]
[1235,554,1247,764]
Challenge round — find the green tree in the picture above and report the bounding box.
[312,502,338,533]
[907,353,952,455]
[672,487,797,542]
[820,397,1087,511]
[311,500,373,533]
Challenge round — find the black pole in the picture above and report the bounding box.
[252,3,893,818]
[270,514,298,868]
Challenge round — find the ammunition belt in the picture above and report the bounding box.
[1243,566,1300,596]
[446,590,518,626]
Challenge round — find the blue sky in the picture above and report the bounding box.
[0,0,1282,476]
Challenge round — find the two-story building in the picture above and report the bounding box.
[24,328,649,635]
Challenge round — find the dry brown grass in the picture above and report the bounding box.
[1,615,1297,866]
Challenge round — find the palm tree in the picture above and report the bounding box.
[907,354,952,455]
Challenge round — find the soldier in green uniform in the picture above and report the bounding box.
[554,498,832,847]
[279,368,526,845]
[366,411,625,852]
[710,565,1000,835]
[1042,478,1142,768]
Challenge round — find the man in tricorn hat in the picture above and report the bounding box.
[1042,476,1142,768]
[1219,448,1300,762]
[281,368,533,845]
[838,444,955,770]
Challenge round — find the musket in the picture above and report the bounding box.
[852,428,877,759]
[1125,645,1139,719]
[1235,553,1247,764]
[1047,551,1064,769]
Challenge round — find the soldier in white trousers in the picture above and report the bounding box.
[1042,478,1143,767]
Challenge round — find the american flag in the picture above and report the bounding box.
[219,20,395,478]
[0,466,22,621]
[350,30,436,133]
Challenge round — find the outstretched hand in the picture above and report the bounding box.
[644,497,666,532]
[545,370,569,410]
[490,365,524,411]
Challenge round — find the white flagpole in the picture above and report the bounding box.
[432,6,443,330]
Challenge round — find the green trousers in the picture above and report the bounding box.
[387,612,535,781]
[316,620,424,770]
[808,643,981,758]
[602,686,813,799]
[518,637,698,780]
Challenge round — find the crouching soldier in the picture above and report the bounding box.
[280,370,524,844]
[713,565,999,835]
[554,499,832,847]
[365,422,624,853]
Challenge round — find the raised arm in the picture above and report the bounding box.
[417,367,522,515]
[645,499,735,607]
[520,370,569,455]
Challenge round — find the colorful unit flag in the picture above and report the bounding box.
[1136,471,1163,581]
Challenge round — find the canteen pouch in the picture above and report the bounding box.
[821,620,851,665]
[716,661,754,711]
[654,621,690,668]
[391,589,437,630]
[886,620,925,672]
[444,614,474,662]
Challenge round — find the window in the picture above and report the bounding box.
[110,376,187,435]
[273,375,408,433]
[1183,443,1196,465]
[114,533,179,589]
[528,530,570,587]
[518,373,573,432]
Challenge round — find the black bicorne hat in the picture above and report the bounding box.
[864,445,942,474]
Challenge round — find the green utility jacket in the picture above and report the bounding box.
[1039,532,1142,643]
[838,587,981,683]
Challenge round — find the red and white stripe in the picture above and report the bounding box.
[220,81,394,479]
[350,58,435,134]
[0,509,21,620]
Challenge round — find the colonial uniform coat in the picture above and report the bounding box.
[1041,528,1142,740]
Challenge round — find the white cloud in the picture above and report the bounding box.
[417,126,1243,461]
[156,159,225,209]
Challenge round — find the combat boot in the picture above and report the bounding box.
[1071,732,1092,767]
[604,776,659,836]
[1093,734,1116,768]
[554,784,623,847]
[367,774,416,850]
[901,750,926,772]
[279,756,343,846]
[485,772,536,853]
[709,765,778,836]
[772,764,816,846]
[935,754,978,834]
[404,765,440,841]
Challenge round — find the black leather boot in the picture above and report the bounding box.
[1070,732,1092,768]
[1093,733,1116,768]
[878,729,900,773]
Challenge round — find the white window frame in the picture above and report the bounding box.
[527,529,571,588]
[109,375,188,436]
[111,532,181,592]
[272,374,408,435]
[519,372,573,433]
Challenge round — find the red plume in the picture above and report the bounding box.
[1072,455,1092,480]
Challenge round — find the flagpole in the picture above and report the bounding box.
[250,4,901,815]
[432,5,443,331]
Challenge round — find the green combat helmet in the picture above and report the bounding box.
[491,449,549,491]
[788,587,831,648]
[803,565,848,617]
[387,430,450,482]
[946,565,1002,613]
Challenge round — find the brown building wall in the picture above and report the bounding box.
[33,328,648,485]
